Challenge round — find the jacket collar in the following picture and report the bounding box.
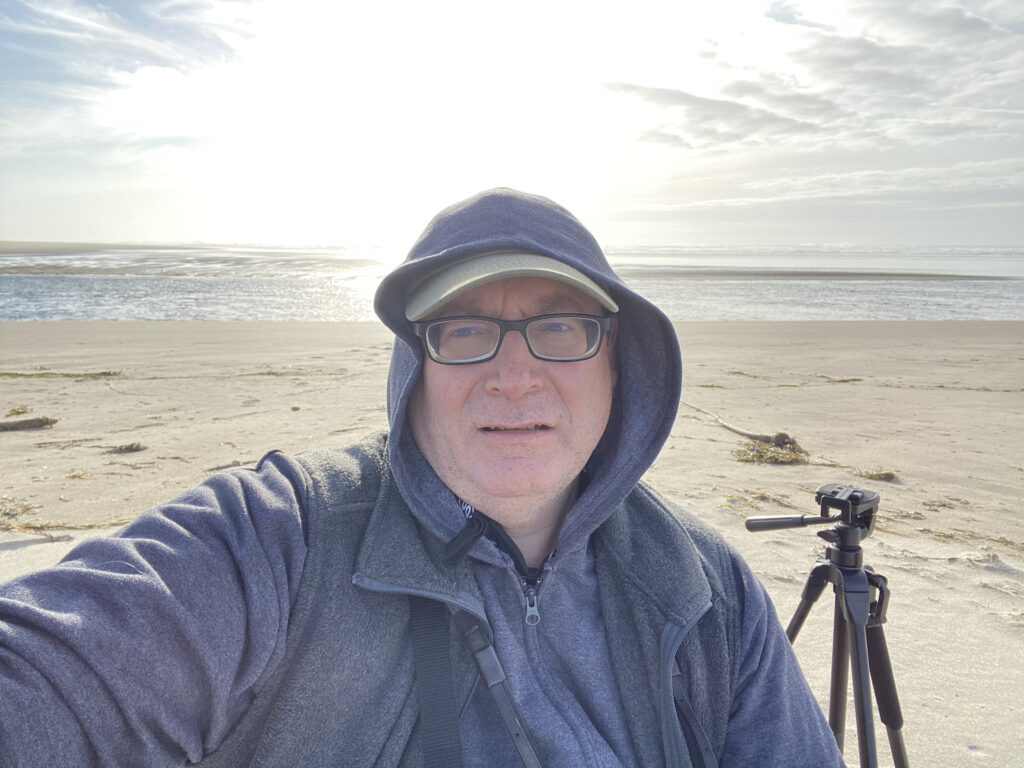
[594,485,714,626]
[351,463,487,620]
[352,454,716,630]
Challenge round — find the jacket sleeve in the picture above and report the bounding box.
[718,556,847,767]
[0,451,310,767]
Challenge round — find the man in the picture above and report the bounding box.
[0,189,843,766]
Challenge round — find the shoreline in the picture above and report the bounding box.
[617,268,1018,280]
[2,320,1022,765]
[5,241,1022,283]
[3,267,1018,281]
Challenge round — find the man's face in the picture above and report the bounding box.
[408,276,617,517]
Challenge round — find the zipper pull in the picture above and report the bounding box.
[524,584,540,625]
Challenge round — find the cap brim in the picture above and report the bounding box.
[404,251,619,321]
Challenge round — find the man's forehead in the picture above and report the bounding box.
[434,276,603,317]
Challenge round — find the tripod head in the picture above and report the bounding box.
[746,484,880,561]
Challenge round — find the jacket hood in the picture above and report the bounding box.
[373,188,682,557]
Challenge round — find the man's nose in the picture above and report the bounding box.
[485,330,543,397]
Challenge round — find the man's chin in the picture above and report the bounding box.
[469,466,577,508]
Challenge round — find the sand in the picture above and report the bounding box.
[1,320,1022,766]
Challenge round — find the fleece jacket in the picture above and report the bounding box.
[0,436,843,766]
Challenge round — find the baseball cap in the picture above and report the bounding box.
[404,251,619,321]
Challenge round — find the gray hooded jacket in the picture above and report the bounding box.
[374,188,687,764]
[0,189,843,767]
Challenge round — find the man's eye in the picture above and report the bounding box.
[447,323,487,337]
[535,319,575,333]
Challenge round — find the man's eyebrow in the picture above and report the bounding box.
[534,297,594,314]
[437,296,598,318]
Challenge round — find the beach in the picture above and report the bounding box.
[1,320,1022,766]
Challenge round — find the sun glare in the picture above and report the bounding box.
[79,1,757,246]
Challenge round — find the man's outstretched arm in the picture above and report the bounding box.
[0,452,310,767]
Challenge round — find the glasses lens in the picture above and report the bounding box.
[426,318,501,363]
[526,316,601,360]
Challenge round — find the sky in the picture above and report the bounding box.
[1,0,1022,248]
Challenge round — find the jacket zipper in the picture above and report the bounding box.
[522,578,542,625]
[661,603,714,768]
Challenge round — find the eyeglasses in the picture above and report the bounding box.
[412,313,614,365]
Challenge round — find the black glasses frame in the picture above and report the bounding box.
[412,313,614,365]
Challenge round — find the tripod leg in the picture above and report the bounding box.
[828,595,849,751]
[867,625,910,768]
[787,562,830,643]
[847,614,878,768]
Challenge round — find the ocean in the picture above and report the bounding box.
[1,243,1022,322]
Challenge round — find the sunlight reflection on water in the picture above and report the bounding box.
[2,244,1023,321]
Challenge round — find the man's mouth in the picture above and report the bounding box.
[481,424,551,432]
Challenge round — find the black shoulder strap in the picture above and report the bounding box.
[409,596,543,768]
[409,596,464,768]
[451,611,543,768]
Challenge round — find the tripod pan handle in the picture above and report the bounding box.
[745,514,834,532]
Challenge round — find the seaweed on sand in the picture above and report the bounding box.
[733,438,809,465]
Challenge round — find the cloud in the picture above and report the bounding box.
[764,1,835,31]
[611,1,1024,158]
[0,0,250,170]
[0,0,240,102]
[739,158,1024,200]
[606,82,825,148]
[606,158,1024,242]
[789,2,1023,104]
[854,0,1004,42]
[600,153,1024,244]
[721,78,853,122]
[793,33,939,110]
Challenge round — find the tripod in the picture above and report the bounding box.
[746,484,909,768]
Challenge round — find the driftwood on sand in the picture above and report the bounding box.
[680,400,802,449]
